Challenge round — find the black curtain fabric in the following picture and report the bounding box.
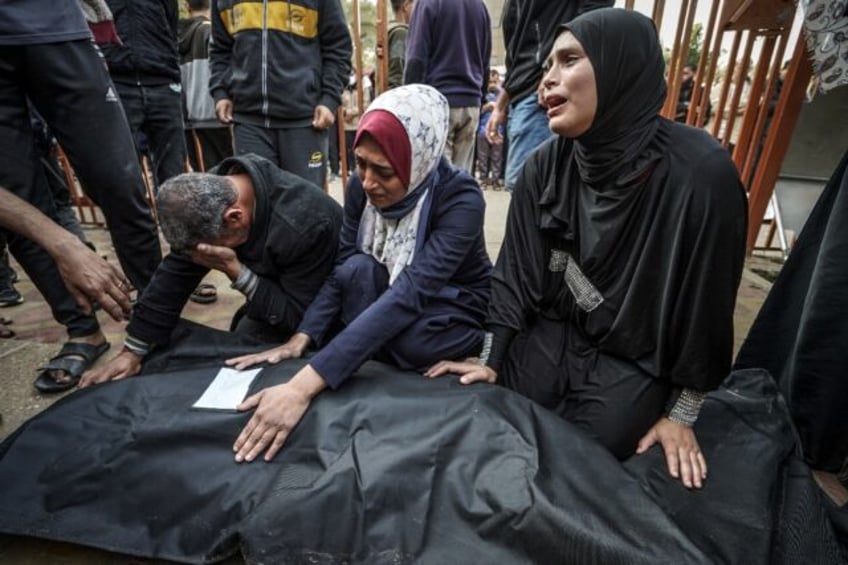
[735,149,848,472]
[0,322,844,563]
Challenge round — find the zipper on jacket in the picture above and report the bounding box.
[262,0,270,127]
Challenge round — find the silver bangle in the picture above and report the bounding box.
[478,332,493,366]
[668,388,707,427]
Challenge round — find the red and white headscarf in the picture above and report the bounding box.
[354,84,449,283]
[356,84,449,193]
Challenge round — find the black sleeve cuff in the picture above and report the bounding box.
[486,324,517,376]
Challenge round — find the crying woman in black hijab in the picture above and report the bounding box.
[427,9,747,489]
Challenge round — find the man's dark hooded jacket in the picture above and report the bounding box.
[128,154,342,346]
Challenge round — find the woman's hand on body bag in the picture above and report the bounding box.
[424,358,497,385]
[636,417,708,489]
[226,332,312,370]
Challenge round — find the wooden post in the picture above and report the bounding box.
[191,130,205,172]
[662,0,695,118]
[675,0,698,117]
[376,0,388,94]
[688,0,720,127]
[732,34,776,176]
[352,0,364,121]
[722,32,755,150]
[710,30,741,140]
[745,33,813,253]
[652,0,666,35]
[339,106,349,190]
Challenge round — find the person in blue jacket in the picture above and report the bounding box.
[227,84,492,463]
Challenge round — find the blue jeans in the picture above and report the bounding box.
[505,94,554,192]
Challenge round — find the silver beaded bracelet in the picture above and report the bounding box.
[668,388,707,427]
[478,332,493,367]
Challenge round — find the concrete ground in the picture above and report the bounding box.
[0,177,799,562]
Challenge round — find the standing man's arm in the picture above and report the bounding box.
[480,4,492,105]
[387,26,408,90]
[0,188,131,321]
[486,89,510,144]
[402,0,432,84]
[165,0,179,42]
[313,0,352,129]
[209,1,235,123]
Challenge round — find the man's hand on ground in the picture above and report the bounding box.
[79,349,143,388]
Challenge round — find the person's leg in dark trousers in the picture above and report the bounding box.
[40,150,90,244]
[334,254,390,325]
[0,235,14,284]
[0,232,23,307]
[112,81,146,158]
[196,127,233,171]
[113,81,186,187]
[0,47,101,340]
[500,316,669,460]
[140,83,187,185]
[476,132,491,187]
[332,254,483,370]
[277,126,329,188]
[233,122,281,166]
[186,128,233,173]
[387,305,483,371]
[328,121,340,177]
[23,40,161,292]
[490,139,504,189]
[344,130,357,175]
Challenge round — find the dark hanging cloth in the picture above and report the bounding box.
[735,149,848,472]
[0,323,844,563]
[487,8,748,394]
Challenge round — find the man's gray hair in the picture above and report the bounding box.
[156,173,237,253]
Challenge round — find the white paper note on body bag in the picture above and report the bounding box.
[193,367,263,410]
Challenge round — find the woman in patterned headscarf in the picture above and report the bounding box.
[227,84,492,463]
[428,8,748,489]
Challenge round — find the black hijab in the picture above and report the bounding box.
[564,8,667,188]
[490,9,747,392]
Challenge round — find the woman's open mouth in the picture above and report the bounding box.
[545,94,568,116]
